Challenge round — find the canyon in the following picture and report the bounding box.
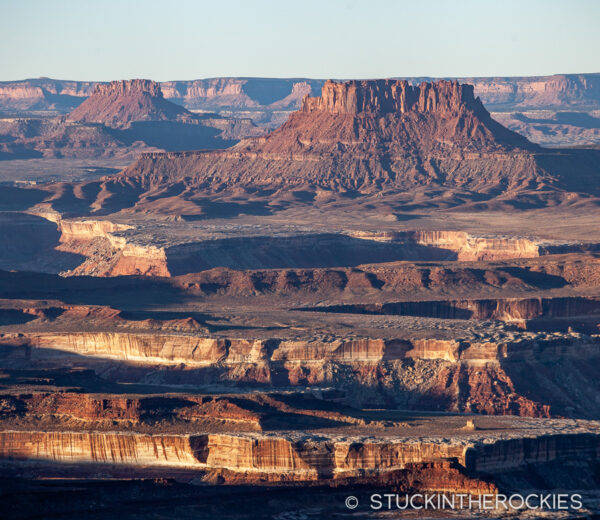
[1,76,600,519]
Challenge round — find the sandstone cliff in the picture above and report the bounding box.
[5,331,600,417]
[0,428,597,483]
[0,78,96,112]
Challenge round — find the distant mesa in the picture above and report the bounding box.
[67,79,195,129]
[0,79,261,160]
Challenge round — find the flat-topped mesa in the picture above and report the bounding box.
[301,79,485,115]
[92,79,164,98]
[68,78,192,129]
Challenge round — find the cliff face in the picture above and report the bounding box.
[0,430,597,484]
[467,73,600,109]
[349,230,541,262]
[301,80,485,116]
[54,221,547,278]
[310,296,600,324]
[93,79,162,98]
[6,331,600,417]
[14,330,599,364]
[0,78,96,112]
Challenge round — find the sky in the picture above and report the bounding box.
[0,0,599,81]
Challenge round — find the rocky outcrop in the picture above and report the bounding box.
[55,218,133,242]
[301,80,485,116]
[0,79,261,160]
[0,393,266,429]
[48,217,171,277]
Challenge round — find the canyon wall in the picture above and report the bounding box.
[465,74,600,109]
[4,330,599,416]
[11,332,598,365]
[49,216,559,277]
[310,296,600,324]
[0,79,96,112]
[349,230,541,261]
[0,431,199,467]
[0,430,597,482]
[6,324,599,366]
[467,433,600,473]
[301,80,483,115]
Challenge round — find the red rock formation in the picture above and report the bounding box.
[32,78,600,214]
[67,79,194,129]
[93,79,597,213]
[0,80,262,160]
[421,363,552,417]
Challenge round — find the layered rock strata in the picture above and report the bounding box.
[3,331,599,417]
[45,213,599,277]
[0,427,597,483]
[6,332,599,365]
[54,78,600,218]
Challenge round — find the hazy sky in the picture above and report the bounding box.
[1,0,599,81]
